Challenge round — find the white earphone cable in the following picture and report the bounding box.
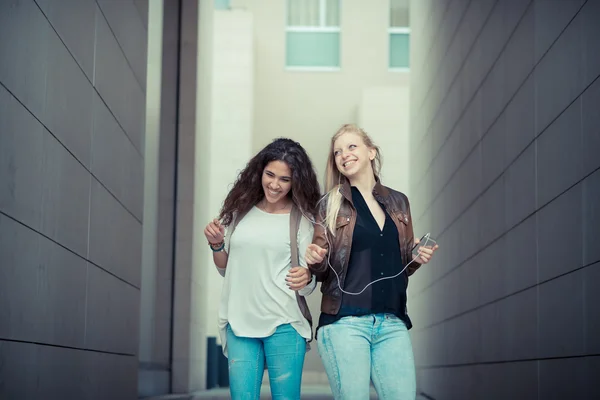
[297,200,436,296]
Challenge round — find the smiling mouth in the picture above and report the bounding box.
[267,189,280,196]
[342,160,357,168]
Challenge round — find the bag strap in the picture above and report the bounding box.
[289,205,301,266]
[225,209,247,253]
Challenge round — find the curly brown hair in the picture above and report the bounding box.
[218,138,321,226]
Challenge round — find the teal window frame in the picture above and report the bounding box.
[285,0,341,70]
[389,27,410,71]
[389,0,410,71]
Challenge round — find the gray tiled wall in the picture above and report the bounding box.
[0,0,147,398]
[409,0,600,398]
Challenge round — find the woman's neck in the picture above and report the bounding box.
[258,197,291,214]
[348,170,376,198]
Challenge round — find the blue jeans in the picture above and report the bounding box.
[226,324,306,400]
[317,313,416,400]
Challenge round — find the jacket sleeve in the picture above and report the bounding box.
[405,195,422,276]
[308,201,330,282]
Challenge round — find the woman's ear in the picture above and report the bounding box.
[369,148,376,161]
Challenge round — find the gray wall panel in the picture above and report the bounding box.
[0,0,147,397]
[0,215,87,348]
[44,28,94,168]
[91,92,144,220]
[410,0,600,396]
[39,128,91,256]
[35,0,96,80]
[89,179,142,287]
[85,265,140,355]
[0,0,48,117]
[0,85,45,229]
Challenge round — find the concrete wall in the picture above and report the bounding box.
[138,0,202,396]
[139,0,172,396]
[167,0,206,393]
[0,0,147,398]
[408,0,600,398]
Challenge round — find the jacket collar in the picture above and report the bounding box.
[339,176,388,205]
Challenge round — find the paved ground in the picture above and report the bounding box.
[143,384,430,399]
[143,385,357,400]
[194,385,375,399]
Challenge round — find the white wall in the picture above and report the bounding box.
[358,86,411,197]
[205,9,255,340]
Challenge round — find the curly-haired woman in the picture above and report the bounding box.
[203,138,321,400]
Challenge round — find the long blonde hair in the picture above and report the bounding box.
[322,124,382,234]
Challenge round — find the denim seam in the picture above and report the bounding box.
[322,327,342,398]
[254,338,262,399]
[372,317,386,399]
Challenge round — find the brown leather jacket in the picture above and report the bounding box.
[308,180,421,315]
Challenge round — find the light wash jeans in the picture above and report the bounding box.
[226,323,306,400]
[317,313,416,400]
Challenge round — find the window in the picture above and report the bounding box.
[389,0,410,71]
[214,0,230,9]
[286,0,341,70]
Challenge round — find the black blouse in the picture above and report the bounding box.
[318,186,412,331]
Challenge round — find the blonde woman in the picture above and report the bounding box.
[305,124,438,400]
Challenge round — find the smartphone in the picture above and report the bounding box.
[411,233,437,258]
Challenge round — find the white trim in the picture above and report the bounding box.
[389,67,410,73]
[389,27,411,34]
[286,26,340,33]
[285,66,341,72]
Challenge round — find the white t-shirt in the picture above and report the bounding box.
[217,206,316,356]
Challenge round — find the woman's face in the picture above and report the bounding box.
[332,132,375,180]
[261,160,292,205]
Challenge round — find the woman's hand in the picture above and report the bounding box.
[204,218,225,244]
[305,243,327,264]
[286,267,312,291]
[412,237,439,264]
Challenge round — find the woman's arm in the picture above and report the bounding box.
[213,250,228,276]
[307,204,331,281]
[205,218,229,276]
[296,217,317,296]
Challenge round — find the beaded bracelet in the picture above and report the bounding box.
[208,241,225,252]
